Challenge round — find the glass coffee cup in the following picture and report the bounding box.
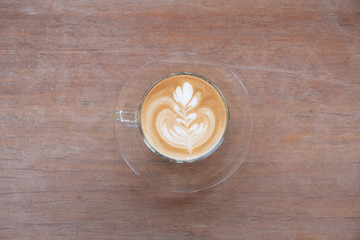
[118,72,229,163]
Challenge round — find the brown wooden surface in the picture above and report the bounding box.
[1,1,359,239]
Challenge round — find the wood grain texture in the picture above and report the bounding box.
[1,0,359,239]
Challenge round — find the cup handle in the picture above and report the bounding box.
[115,110,137,123]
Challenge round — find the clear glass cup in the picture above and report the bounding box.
[115,52,253,192]
[123,71,230,163]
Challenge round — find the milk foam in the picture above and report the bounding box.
[140,74,228,162]
[155,82,215,155]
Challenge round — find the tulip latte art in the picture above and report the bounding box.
[139,73,228,162]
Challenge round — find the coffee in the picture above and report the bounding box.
[139,72,229,162]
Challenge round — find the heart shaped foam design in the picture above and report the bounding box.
[155,82,215,154]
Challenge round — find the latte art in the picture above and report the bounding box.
[139,73,228,162]
[157,82,215,154]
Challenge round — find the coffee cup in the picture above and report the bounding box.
[117,72,229,163]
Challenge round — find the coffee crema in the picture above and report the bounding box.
[139,73,229,162]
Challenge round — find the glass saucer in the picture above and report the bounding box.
[114,52,253,192]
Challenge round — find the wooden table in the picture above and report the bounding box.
[1,1,359,239]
